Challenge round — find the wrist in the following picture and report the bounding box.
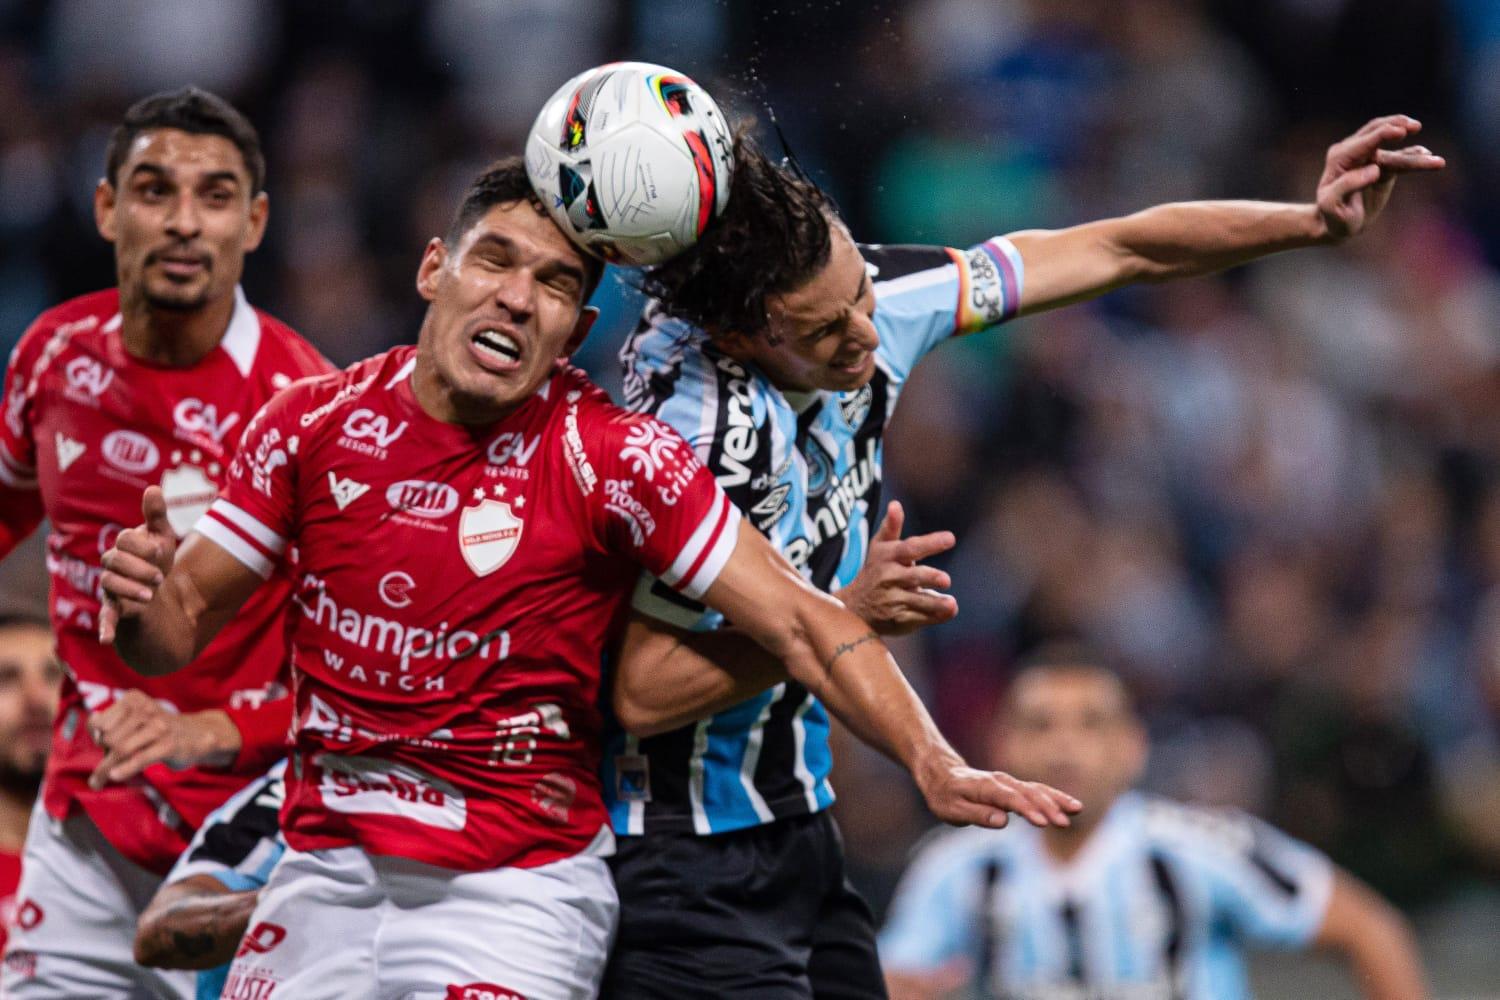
[182,710,241,769]
[910,738,964,793]
[1304,202,1340,246]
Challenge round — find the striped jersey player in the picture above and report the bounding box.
[881,793,1336,999]
[611,237,1024,836]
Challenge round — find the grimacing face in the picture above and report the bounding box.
[724,223,879,394]
[994,668,1147,816]
[94,128,267,312]
[0,623,62,780]
[415,201,597,423]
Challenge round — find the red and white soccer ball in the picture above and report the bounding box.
[525,61,735,267]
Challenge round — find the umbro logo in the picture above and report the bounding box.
[55,433,85,472]
[327,472,370,510]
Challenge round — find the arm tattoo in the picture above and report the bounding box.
[824,631,880,672]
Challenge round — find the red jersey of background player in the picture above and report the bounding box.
[0,288,330,873]
[200,345,740,871]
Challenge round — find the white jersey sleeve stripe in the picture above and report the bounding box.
[0,446,36,489]
[209,499,288,555]
[678,497,741,600]
[197,514,276,579]
[659,490,728,587]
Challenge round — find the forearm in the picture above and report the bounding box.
[778,597,957,777]
[615,620,787,737]
[114,572,211,677]
[134,880,258,970]
[1110,200,1329,282]
[1318,874,1429,1000]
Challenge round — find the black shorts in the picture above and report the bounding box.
[600,811,887,999]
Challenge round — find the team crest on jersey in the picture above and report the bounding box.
[160,463,218,536]
[458,497,523,576]
[839,384,872,428]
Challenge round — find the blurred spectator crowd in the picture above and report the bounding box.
[1,0,1496,954]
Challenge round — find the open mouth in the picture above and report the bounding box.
[470,328,523,371]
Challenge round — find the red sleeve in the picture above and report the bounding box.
[223,695,292,772]
[592,410,741,601]
[195,383,309,579]
[0,329,45,557]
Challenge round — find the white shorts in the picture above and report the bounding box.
[222,839,618,1000]
[1,808,195,999]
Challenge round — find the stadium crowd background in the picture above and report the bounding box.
[0,0,1496,994]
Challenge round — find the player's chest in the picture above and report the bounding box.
[298,415,590,591]
[38,355,266,535]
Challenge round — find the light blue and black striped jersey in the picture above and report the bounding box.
[161,760,286,1000]
[605,238,1025,836]
[879,792,1335,1000]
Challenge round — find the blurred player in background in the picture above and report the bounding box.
[603,114,1443,997]
[135,759,285,1000]
[879,647,1429,1000]
[97,157,1076,999]
[0,86,329,998]
[0,614,62,957]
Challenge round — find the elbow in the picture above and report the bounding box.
[132,912,169,968]
[611,684,675,739]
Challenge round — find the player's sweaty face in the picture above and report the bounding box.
[418,202,592,421]
[755,226,879,394]
[97,129,266,313]
[0,624,62,780]
[997,671,1145,812]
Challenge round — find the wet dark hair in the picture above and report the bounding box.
[104,86,266,193]
[641,129,834,340]
[447,156,604,301]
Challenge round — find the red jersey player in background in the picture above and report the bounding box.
[0,615,62,957]
[0,87,329,998]
[98,158,1079,999]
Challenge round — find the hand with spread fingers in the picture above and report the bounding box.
[97,485,177,646]
[839,501,959,637]
[1316,114,1446,242]
[916,747,1082,830]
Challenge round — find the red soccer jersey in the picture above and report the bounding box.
[201,346,741,871]
[0,843,19,954]
[0,288,331,873]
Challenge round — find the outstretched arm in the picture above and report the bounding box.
[1315,871,1428,1000]
[615,501,956,735]
[689,519,1078,829]
[134,874,258,970]
[98,486,265,676]
[1006,115,1444,317]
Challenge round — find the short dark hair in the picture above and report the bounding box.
[1006,641,1138,719]
[105,86,266,193]
[447,156,604,302]
[641,129,834,340]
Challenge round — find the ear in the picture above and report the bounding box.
[559,306,598,361]
[415,237,447,302]
[712,328,757,364]
[94,179,117,243]
[243,191,270,253]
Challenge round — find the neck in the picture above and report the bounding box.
[410,340,522,427]
[118,285,236,367]
[1040,793,1117,864]
[0,786,32,853]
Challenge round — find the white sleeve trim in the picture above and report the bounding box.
[197,514,275,579]
[0,441,36,489]
[209,498,288,555]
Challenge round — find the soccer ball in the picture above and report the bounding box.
[525,62,734,267]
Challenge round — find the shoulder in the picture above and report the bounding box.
[9,290,119,365]
[619,303,744,414]
[1140,795,1261,862]
[251,308,334,379]
[900,824,1011,887]
[274,348,409,436]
